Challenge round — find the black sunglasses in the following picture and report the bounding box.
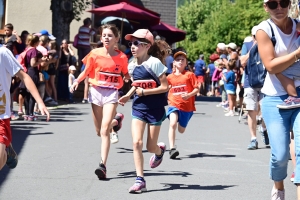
[266,0,290,10]
[128,40,148,47]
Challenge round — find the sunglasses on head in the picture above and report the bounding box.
[266,0,290,10]
[128,40,148,47]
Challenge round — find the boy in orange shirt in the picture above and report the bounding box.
[166,51,199,159]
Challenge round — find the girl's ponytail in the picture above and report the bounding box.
[147,40,170,65]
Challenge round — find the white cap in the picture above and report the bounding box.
[69,65,76,71]
[217,43,226,51]
[264,0,268,2]
[225,43,237,50]
[251,25,259,36]
[243,36,253,43]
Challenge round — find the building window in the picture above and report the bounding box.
[0,0,6,30]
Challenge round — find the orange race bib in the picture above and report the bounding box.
[96,72,123,89]
[131,80,157,89]
[171,84,187,96]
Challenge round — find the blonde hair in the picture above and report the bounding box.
[26,34,39,47]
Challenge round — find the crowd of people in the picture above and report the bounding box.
[1,0,300,199]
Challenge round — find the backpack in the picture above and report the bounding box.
[246,21,276,88]
[73,34,79,49]
[17,47,34,73]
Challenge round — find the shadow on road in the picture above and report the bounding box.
[0,105,85,188]
[116,147,148,154]
[183,153,236,159]
[147,183,236,192]
[109,170,192,180]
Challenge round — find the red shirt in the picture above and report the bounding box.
[167,71,198,112]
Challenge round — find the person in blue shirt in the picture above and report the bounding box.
[223,59,236,116]
[165,53,174,76]
[207,53,219,96]
[194,54,206,96]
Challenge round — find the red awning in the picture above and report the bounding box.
[151,22,186,44]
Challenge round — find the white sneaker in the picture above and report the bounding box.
[225,111,234,116]
[110,132,119,144]
[271,187,285,200]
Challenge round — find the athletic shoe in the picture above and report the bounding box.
[271,187,285,200]
[259,129,269,146]
[44,97,53,102]
[10,112,19,121]
[149,142,166,168]
[129,178,147,193]
[95,163,107,180]
[277,96,300,109]
[47,100,58,106]
[28,115,37,121]
[23,115,28,121]
[110,132,119,144]
[18,110,24,116]
[82,99,88,104]
[247,139,258,150]
[113,113,124,132]
[291,172,295,182]
[6,144,18,169]
[225,111,234,116]
[169,148,179,159]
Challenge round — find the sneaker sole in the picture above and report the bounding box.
[247,146,258,150]
[95,168,106,180]
[129,188,147,194]
[110,139,119,144]
[170,150,179,159]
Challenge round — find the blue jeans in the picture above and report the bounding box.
[261,87,300,183]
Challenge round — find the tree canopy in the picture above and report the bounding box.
[177,0,268,61]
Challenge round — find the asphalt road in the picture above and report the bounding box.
[0,101,296,200]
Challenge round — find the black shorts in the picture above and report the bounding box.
[239,87,244,98]
[47,64,56,76]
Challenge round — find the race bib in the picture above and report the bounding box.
[171,84,187,96]
[131,80,157,89]
[97,72,122,88]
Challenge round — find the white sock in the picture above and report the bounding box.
[251,137,257,140]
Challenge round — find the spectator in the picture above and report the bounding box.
[16,30,29,54]
[165,50,174,76]
[4,23,21,55]
[208,53,219,96]
[194,54,206,96]
[57,39,74,102]
[225,42,237,60]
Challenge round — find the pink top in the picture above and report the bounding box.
[212,69,221,81]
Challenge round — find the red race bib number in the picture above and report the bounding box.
[171,84,187,95]
[131,80,157,89]
[97,72,122,88]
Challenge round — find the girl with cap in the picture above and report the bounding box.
[118,29,169,193]
[257,0,300,199]
[70,24,130,180]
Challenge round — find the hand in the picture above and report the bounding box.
[38,103,50,121]
[118,95,130,106]
[70,82,79,93]
[68,44,72,49]
[12,31,18,35]
[181,93,190,100]
[136,87,144,97]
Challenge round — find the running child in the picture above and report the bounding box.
[0,47,50,170]
[70,24,129,180]
[68,65,76,103]
[166,51,199,159]
[118,29,169,193]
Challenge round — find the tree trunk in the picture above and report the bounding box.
[50,0,74,46]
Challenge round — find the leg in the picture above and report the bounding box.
[290,131,296,173]
[132,119,146,177]
[83,77,89,101]
[0,143,6,170]
[248,110,258,138]
[168,112,178,149]
[276,73,297,97]
[49,75,57,101]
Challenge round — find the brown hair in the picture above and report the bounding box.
[99,24,120,39]
[228,59,236,70]
[39,35,49,46]
[49,40,57,50]
[4,23,13,30]
[138,38,170,65]
[26,34,39,47]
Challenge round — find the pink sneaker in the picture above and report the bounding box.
[149,142,166,168]
[129,178,147,193]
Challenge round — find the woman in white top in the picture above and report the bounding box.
[257,0,300,199]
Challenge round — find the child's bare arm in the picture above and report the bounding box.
[276,73,297,97]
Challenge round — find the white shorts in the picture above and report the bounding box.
[243,87,263,111]
[88,86,118,107]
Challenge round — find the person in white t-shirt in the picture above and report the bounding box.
[257,0,300,199]
[0,47,50,170]
[68,65,76,103]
